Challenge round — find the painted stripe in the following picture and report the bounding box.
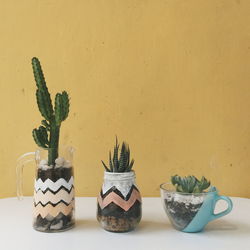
[34,188,75,205]
[35,176,74,192]
[98,189,141,211]
[102,183,137,198]
[100,185,139,199]
[34,200,74,207]
[36,186,74,195]
[33,201,75,218]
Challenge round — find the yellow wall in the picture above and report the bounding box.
[0,0,250,198]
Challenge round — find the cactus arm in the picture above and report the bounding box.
[32,127,48,149]
[32,58,54,121]
[55,93,64,126]
[41,120,50,131]
[55,91,70,126]
[38,126,49,145]
[61,91,70,120]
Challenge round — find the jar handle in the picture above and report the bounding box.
[16,152,36,200]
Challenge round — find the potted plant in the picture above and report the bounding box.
[97,137,142,232]
[17,57,75,232]
[160,175,233,233]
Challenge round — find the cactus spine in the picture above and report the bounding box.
[32,57,70,166]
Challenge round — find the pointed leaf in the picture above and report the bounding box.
[101,160,110,172]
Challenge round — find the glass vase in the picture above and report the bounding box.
[97,171,142,232]
[17,146,75,232]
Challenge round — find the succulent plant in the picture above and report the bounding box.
[31,57,70,166]
[171,175,210,193]
[101,137,134,172]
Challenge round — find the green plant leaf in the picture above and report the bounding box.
[113,140,119,172]
[32,127,48,149]
[109,151,113,172]
[32,58,54,121]
[119,142,127,172]
[101,160,110,172]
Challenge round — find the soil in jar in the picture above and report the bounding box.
[164,198,203,231]
[97,200,142,232]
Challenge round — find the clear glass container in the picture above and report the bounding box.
[97,171,142,232]
[160,183,233,232]
[17,146,75,232]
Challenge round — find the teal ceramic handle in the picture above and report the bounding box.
[210,195,233,221]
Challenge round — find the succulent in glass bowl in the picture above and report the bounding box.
[160,175,233,233]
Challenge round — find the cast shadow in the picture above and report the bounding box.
[73,219,170,234]
[73,219,100,231]
[134,220,170,234]
[204,219,250,236]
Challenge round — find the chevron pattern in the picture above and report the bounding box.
[34,188,75,206]
[98,186,141,211]
[33,176,75,218]
[35,176,74,192]
[34,202,75,218]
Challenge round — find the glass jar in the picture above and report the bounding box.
[160,183,233,232]
[97,171,142,232]
[17,146,75,232]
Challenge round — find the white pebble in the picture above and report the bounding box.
[64,160,72,168]
[50,220,63,230]
[55,157,65,167]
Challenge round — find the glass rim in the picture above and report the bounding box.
[104,170,135,175]
[160,182,217,195]
[35,145,75,151]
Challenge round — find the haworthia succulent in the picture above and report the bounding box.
[101,137,135,173]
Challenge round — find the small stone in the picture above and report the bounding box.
[55,157,65,167]
[40,159,48,165]
[38,159,52,170]
[64,160,72,168]
[50,219,63,230]
[45,214,54,222]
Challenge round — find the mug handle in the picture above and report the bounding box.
[16,152,37,200]
[210,195,233,221]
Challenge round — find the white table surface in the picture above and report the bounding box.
[0,197,249,250]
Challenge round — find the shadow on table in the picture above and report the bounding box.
[73,219,170,233]
[72,218,250,236]
[73,219,99,231]
[135,220,170,234]
[204,219,250,236]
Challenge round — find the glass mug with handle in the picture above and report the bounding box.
[160,183,233,233]
[17,146,75,232]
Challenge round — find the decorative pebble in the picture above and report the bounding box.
[50,219,63,230]
[38,157,72,169]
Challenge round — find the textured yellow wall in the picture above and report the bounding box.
[0,0,250,198]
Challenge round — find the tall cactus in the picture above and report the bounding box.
[31,57,70,166]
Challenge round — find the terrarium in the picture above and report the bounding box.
[97,138,142,232]
[160,175,233,233]
[17,57,75,232]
